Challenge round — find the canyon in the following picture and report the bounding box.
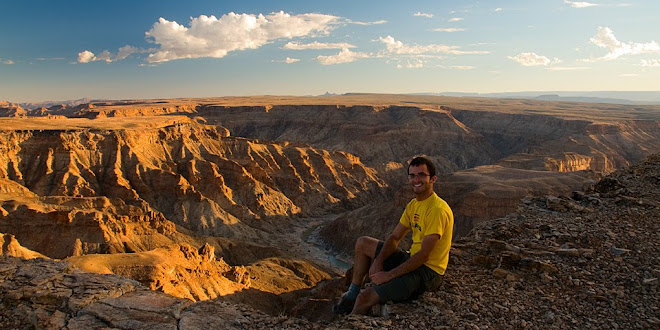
[1,94,659,328]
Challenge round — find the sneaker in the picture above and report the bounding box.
[332,295,355,314]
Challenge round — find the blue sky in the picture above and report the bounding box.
[1,0,659,102]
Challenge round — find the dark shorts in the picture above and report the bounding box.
[372,241,443,303]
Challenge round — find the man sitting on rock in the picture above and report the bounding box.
[333,156,454,315]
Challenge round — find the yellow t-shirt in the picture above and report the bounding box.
[399,192,454,275]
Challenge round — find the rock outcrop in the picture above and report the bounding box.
[65,242,331,304]
[0,232,46,259]
[0,101,27,117]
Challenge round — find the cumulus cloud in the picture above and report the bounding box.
[1,58,15,65]
[414,12,434,18]
[379,36,488,55]
[77,50,96,63]
[285,57,300,64]
[495,8,503,12]
[284,41,356,50]
[78,46,142,63]
[586,26,660,61]
[449,17,464,22]
[116,45,139,61]
[316,48,370,65]
[641,59,660,67]
[145,11,339,63]
[432,28,466,32]
[508,52,561,66]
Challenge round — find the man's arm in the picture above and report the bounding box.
[370,233,440,285]
[369,223,409,278]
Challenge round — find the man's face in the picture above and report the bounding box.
[408,164,436,197]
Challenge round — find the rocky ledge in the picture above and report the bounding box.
[2,154,659,329]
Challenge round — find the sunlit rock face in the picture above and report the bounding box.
[0,122,385,259]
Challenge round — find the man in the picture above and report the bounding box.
[333,156,454,315]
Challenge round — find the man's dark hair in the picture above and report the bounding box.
[408,156,436,177]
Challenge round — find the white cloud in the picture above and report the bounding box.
[586,26,660,61]
[508,52,561,66]
[449,17,464,22]
[348,19,387,26]
[77,50,96,63]
[379,36,488,55]
[495,8,503,12]
[451,65,475,70]
[94,50,113,62]
[284,41,356,50]
[546,66,590,71]
[397,60,425,69]
[78,46,141,63]
[641,59,660,67]
[116,45,139,61]
[316,48,370,65]
[414,12,434,18]
[619,73,639,77]
[285,57,300,64]
[432,28,466,32]
[145,12,339,63]
[564,1,599,8]
[565,1,631,8]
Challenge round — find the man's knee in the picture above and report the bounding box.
[355,236,378,256]
[356,287,379,302]
[353,287,380,314]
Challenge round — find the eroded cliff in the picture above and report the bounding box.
[0,121,385,259]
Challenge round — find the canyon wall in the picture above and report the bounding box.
[4,100,659,257]
[198,104,660,175]
[0,121,385,260]
[186,103,660,249]
[198,105,501,171]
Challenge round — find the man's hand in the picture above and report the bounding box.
[368,261,383,278]
[370,271,393,285]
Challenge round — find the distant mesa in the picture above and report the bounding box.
[421,91,660,105]
[0,101,27,117]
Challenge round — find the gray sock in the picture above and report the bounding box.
[345,283,360,300]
